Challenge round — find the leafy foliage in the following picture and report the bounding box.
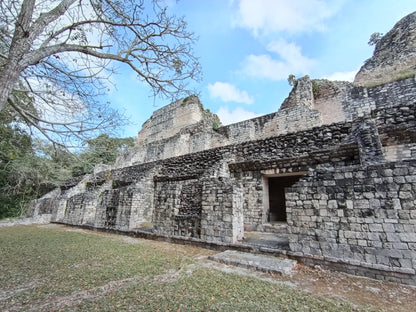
[312,80,320,98]
[72,134,135,176]
[287,74,297,86]
[0,109,134,218]
[0,0,193,215]
[0,112,74,218]
[368,32,384,46]
[0,106,34,217]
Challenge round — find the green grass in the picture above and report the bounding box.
[0,225,378,312]
[361,69,415,88]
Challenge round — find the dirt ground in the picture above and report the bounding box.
[275,264,415,312]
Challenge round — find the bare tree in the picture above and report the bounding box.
[0,0,201,146]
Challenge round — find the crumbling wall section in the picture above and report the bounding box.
[106,164,157,230]
[62,193,93,226]
[53,178,90,223]
[114,96,222,168]
[312,80,353,124]
[136,96,205,144]
[354,12,416,87]
[27,188,61,218]
[342,77,416,122]
[93,187,134,231]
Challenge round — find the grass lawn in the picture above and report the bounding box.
[0,225,384,311]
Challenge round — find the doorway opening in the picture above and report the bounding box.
[267,174,303,223]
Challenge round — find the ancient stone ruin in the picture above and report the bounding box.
[29,12,416,285]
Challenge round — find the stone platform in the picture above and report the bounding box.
[209,250,297,275]
[241,231,290,250]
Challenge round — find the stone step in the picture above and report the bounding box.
[242,231,290,250]
[261,223,288,234]
[209,250,297,275]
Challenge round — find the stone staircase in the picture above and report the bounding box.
[209,223,295,274]
[241,223,290,251]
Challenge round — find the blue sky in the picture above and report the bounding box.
[107,0,416,138]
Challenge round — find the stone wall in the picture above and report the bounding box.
[312,79,353,124]
[200,177,244,243]
[26,189,60,217]
[374,98,416,162]
[136,96,206,144]
[214,76,416,149]
[153,177,202,238]
[114,96,222,168]
[286,160,416,284]
[216,105,322,145]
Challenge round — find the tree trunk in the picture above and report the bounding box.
[0,0,36,111]
[0,65,22,111]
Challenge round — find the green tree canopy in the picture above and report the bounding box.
[0,104,66,218]
[71,134,135,176]
[0,118,134,218]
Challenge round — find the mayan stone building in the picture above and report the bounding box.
[29,12,416,285]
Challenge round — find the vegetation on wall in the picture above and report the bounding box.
[312,81,320,98]
[368,32,384,46]
[287,74,297,86]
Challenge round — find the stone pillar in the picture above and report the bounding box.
[200,177,244,243]
[353,117,385,165]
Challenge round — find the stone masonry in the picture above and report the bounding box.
[28,12,416,285]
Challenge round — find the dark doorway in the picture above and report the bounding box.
[268,175,302,222]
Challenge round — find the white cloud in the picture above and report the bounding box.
[324,70,357,82]
[208,82,254,104]
[235,0,339,36]
[216,106,261,125]
[243,39,315,80]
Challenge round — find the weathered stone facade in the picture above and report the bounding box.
[354,12,416,87]
[28,12,416,285]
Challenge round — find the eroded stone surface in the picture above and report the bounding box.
[354,11,416,87]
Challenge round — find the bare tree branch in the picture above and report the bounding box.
[0,0,201,147]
